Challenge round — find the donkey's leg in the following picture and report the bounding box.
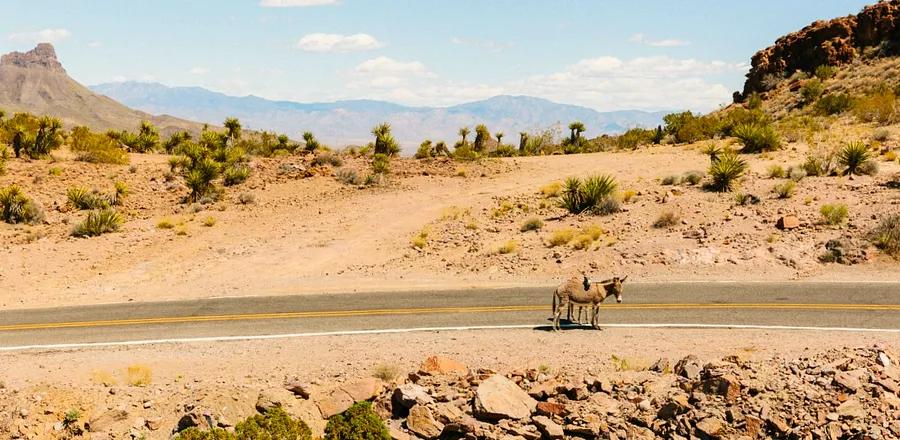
[592,305,600,329]
[553,298,565,331]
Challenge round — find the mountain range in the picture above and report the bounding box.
[91,82,670,149]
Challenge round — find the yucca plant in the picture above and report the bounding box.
[558,174,618,214]
[837,141,871,177]
[707,152,748,192]
[185,157,221,202]
[66,187,110,210]
[733,122,782,153]
[700,144,723,162]
[223,164,251,186]
[71,208,122,237]
[1,184,43,224]
[111,181,128,206]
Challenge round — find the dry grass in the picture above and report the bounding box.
[520,217,544,232]
[497,240,518,254]
[411,229,429,249]
[125,364,152,386]
[547,228,576,247]
[156,219,175,229]
[202,216,217,227]
[652,211,680,228]
[371,363,401,382]
[539,182,561,197]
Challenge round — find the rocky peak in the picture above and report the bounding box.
[0,43,65,73]
[738,0,900,100]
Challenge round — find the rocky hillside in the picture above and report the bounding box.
[739,0,900,100]
[0,44,202,135]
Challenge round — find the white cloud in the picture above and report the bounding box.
[629,33,690,47]
[260,0,338,7]
[353,56,432,77]
[112,75,127,83]
[8,28,71,44]
[296,33,384,53]
[88,41,102,48]
[189,66,210,75]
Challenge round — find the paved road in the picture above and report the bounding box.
[1,282,898,349]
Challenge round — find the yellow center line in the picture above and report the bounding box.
[0,303,897,332]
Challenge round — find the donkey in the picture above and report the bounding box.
[552,275,627,331]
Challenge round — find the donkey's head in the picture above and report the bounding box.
[609,275,627,303]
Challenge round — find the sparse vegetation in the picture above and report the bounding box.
[313,151,344,167]
[540,182,561,197]
[767,164,786,179]
[661,175,680,186]
[371,153,390,175]
[69,126,129,164]
[814,93,853,115]
[682,171,703,186]
[733,122,781,153]
[157,219,175,229]
[799,78,824,105]
[547,228,576,247]
[0,184,44,225]
[870,214,900,258]
[837,141,872,177]
[411,229,428,249]
[238,192,256,205]
[872,128,891,142]
[652,211,680,228]
[853,86,898,125]
[372,364,401,382]
[203,216,217,227]
[67,187,109,210]
[324,402,391,440]
[707,152,748,192]
[559,174,618,215]
[773,181,797,199]
[520,217,544,232]
[814,65,837,81]
[336,168,362,185]
[497,240,518,254]
[235,407,312,440]
[125,364,152,386]
[819,203,849,226]
[71,208,122,237]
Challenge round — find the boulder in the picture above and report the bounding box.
[86,410,128,433]
[316,389,355,419]
[420,356,468,376]
[473,375,537,421]
[256,387,296,413]
[392,384,434,409]
[285,380,312,399]
[657,395,691,419]
[833,372,861,392]
[776,216,800,230]
[695,417,724,438]
[650,358,671,373]
[406,405,444,439]
[700,374,742,401]
[836,398,866,419]
[528,380,563,400]
[535,401,567,417]
[675,355,703,380]
[532,415,564,439]
[341,378,383,402]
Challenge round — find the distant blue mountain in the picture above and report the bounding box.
[90,81,669,152]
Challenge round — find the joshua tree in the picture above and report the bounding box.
[458,127,470,146]
[31,116,63,157]
[568,121,586,145]
[474,124,490,152]
[495,131,504,146]
[302,131,320,151]
[224,117,242,146]
[372,122,399,156]
[519,132,528,153]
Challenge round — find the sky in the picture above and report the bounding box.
[0,0,875,113]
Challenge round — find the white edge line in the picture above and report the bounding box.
[2,323,899,352]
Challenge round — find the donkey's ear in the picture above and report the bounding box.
[621,275,628,282]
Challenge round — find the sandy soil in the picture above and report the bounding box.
[2,123,899,310]
[0,328,895,439]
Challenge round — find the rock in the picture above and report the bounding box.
[528,380,562,400]
[1,43,65,72]
[657,395,691,419]
[765,414,790,435]
[695,417,724,438]
[256,387,296,413]
[776,216,800,230]
[432,402,465,424]
[174,412,202,433]
[392,384,434,410]
[341,378,383,402]
[388,420,411,440]
[285,380,312,399]
[535,401,566,417]
[316,389,355,419]
[420,356,468,376]
[86,410,128,433]
[145,417,161,431]
[744,415,763,438]
[532,415,564,439]
[836,398,866,419]
[675,355,703,380]
[833,372,861,392]
[406,405,444,439]
[650,358,671,373]
[875,377,899,394]
[877,352,892,368]
[700,374,742,401]
[473,375,537,421]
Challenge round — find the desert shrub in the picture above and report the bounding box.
[371,153,390,175]
[336,168,362,185]
[819,203,848,225]
[67,187,110,210]
[701,144,722,162]
[773,181,797,199]
[801,153,834,177]
[663,111,719,144]
[185,157,221,202]
[858,159,879,176]
[540,182,561,197]
[747,92,763,110]
[682,171,704,185]
[72,208,122,237]
[870,214,900,258]
[0,146,7,175]
[548,228,576,247]
[594,197,620,215]
[324,402,390,440]
[69,126,129,165]
[202,216,217,227]
[520,218,544,232]
[238,192,256,205]
[571,234,594,250]
[653,211,680,228]
[497,240,518,254]
[872,128,891,142]
[411,229,428,249]
[0,185,44,224]
[621,189,637,202]
[452,143,480,161]
[788,166,808,181]
[733,122,781,153]
[767,165,786,179]
[176,428,234,440]
[661,175,680,186]
[814,65,837,81]
[235,407,312,440]
[12,115,64,158]
[616,127,655,150]
[223,164,251,186]
[124,364,151,386]
[799,78,825,105]
[47,167,62,176]
[313,152,344,167]
[371,123,400,156]
[837,142,872,176]
[415,140,433,159]
[853,87,898,124]
[372,364,401,382]
[734,192,759,206]
[814,93,853,115]
[157,219,175,229]
[559,175,618,215]
[707,152,747,192]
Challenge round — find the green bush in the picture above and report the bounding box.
[682,171,704,185]
[801,153,834,177]
[185,157,221,202]
[521,217,544,232]
[733,123,781,153]
[67,187,110,210]
[372,123,399,156]
[176,428,235,440]
[799,79,825,105]
[773,181,796,199]
[324,402,390,440]
[452,143,480,161]
[707,152,747,192]
[0,184,44,225]
[415,140,433,159]
[69,126,129,165]
[559,174,618,215]
[235,407,312,440]
[853,87,898,125]
[814,65,837,81]
[312,152,344,167]
[371,153,390,174]
[814,93,853,115]
[223,164,251,186]
[747,92,763,110]
[819,203,848,226]
[72,208,122,237]
[335,168,362,185]
[837,142,872,176]
[870,214,900,258]
[767,164,786,179]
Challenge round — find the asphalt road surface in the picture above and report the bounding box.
[1,282,898,349]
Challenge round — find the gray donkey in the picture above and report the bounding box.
[552,274,627,331]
